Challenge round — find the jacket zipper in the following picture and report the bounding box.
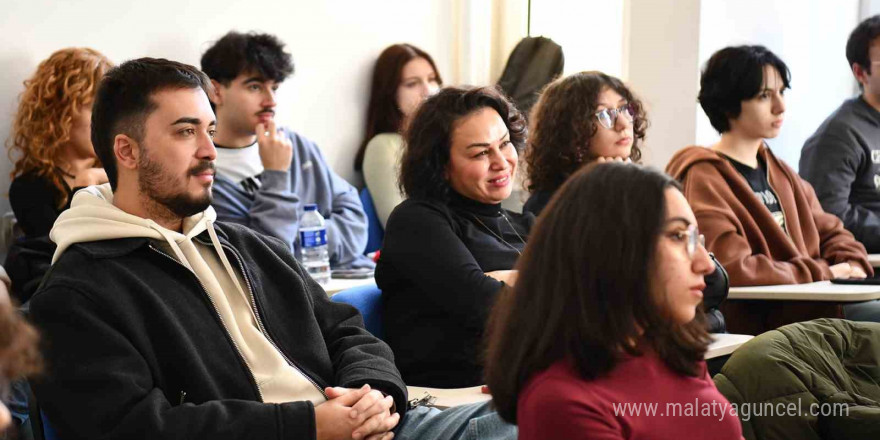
[148,245,265,402]
[219,242,329,400]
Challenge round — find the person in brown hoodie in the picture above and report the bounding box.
[667,45,879,326]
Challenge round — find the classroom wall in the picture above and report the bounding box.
[625,0,702,169]
[0,0,461,215]
[695,0,860,170]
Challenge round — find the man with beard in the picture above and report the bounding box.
[202,31,373,270]
[27,58,516,440]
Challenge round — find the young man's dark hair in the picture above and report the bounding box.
[200,31,294,85]
[697,45,791,133]
[846,14,880,83]
[91,58,213,190]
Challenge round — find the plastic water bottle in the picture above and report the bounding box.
[300,204,331,285]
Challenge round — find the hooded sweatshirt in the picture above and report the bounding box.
[51,184,325,404]
[666,145,871,286]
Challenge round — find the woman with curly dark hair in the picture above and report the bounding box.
[523,71,647,216]
[376,86,535,387]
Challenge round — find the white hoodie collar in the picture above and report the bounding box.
[50,183,217,266]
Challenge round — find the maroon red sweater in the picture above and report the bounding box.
[518,351,743,440]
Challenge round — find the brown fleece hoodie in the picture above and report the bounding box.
[666,145,871,286]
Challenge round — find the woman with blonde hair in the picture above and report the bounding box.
[5,48,111,302]
[8,47,112,238]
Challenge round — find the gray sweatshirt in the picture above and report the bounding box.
[212,129,374,269]
[800,96,880,252]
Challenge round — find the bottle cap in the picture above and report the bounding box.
[304,204,318,211]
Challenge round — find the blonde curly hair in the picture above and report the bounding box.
[8,47,112,208]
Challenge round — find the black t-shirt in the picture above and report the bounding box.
[723,154,786,232]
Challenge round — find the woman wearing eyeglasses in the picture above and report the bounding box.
[667,45,872,290]
[525,71,731,334]
[523,71,647,216]
[485,163,743,440]
[377,86,534,388]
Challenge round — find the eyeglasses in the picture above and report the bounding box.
[668,224,706,259]
[594,103,635,129]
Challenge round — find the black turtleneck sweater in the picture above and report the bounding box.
[376,192,535,387]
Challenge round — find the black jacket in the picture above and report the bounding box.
[29,222,407,440]
[378,195,534,388]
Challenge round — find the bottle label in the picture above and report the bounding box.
[300,229,327,248]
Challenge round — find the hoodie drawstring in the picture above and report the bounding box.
[206,220,247,298]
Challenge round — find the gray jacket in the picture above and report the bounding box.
[800,97,880,252]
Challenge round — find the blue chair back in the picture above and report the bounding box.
[359,188,384,254]
[42,411,60,440]
[331,283,383,339]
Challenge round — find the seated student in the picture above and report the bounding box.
[377,86,534,388]
[485,163,743,439]
[29,58,515,440]
[666,46,880,322]
[5,48,112,301]
[801,15,880,252]
[202,31,373,269]
[354,44,442,228]
[523,71,647,216]
[524,71,729,333]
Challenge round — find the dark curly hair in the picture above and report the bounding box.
[399,86,526,202]
[200,31,293,85]
[698,45,790,134]
[525,71,647,193]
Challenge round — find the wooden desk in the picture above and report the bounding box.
[869,254,880,268]
[406,386,490,409]
[706,333,752,359]
[323,277,376,296]
[724,281,880,334]
[728,281,880,302]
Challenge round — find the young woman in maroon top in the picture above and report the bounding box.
[485,163,744,439]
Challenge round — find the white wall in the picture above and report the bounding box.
[625,0,702,169]
[696,0,860,170]
[0,0,460,214]
[530,0,625,78]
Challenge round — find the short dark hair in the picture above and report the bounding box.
[484,163,711,424]
[200,31,293,85]
[847,15,880,79]
[526,71,648,193]
[91,58,213,190]
[354,43,442,172]
[698,45,791,133]
[399,86,526,202]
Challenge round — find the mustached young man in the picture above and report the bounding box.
[202,31,373,270]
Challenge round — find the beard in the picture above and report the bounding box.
[138,145,214,219]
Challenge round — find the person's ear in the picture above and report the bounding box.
[853,62,872,87]
[209,79,224,106]
[114,134,139,171]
